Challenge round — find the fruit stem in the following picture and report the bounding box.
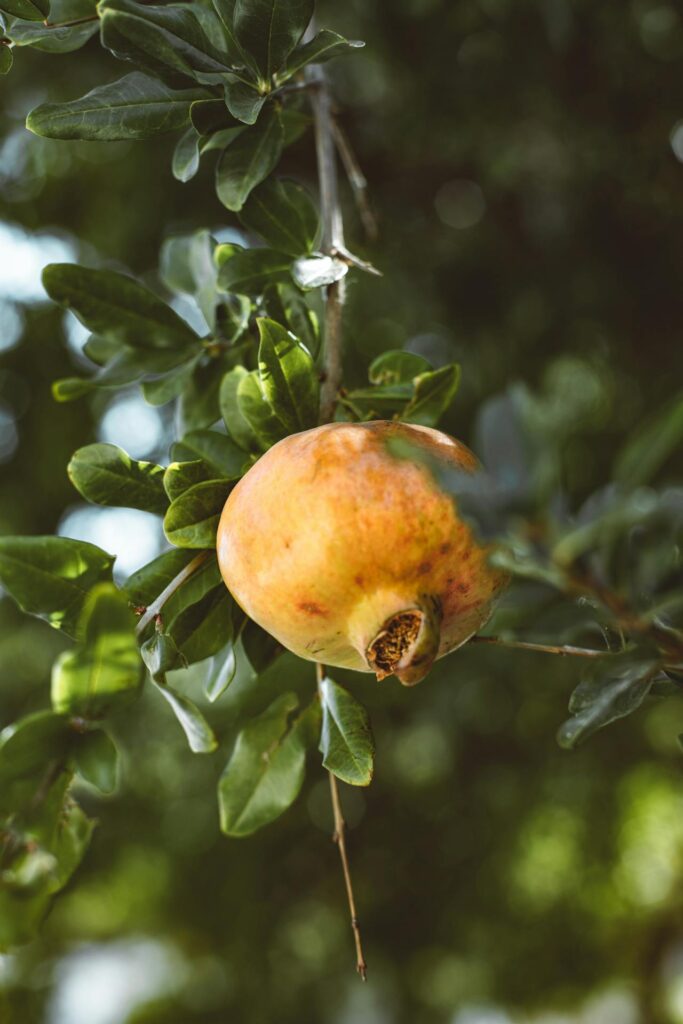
[316,663,368,981]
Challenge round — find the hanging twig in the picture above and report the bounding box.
[316,663,368,980]
[469,635,610,658]
[135,551,210,638]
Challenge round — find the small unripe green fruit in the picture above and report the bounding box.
[217,421,507,684]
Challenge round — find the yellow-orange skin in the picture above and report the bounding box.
[217,421,507,677]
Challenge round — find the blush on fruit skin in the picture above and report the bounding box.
[216,420,508,684]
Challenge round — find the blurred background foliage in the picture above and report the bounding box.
[1,0,683,1021]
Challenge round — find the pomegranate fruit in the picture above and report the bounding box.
[216,421,507,684]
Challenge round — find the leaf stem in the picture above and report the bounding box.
[470,635,610,658]
[309,64,346,423]
[135,551,210,638]
[316,663,368,980]
[42,13,99,28]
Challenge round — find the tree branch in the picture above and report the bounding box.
[470,635,610,658]
[316,663,368,980]
[135,551,210,638]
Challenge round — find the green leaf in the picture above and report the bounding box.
[190,96,237,134]
[233,0,313,81]
[164,479,233,548]
[224,79,266,124]
[218,692,306,836]
[369,350,432,386]
[219,367,260,452]
[141,629,183,680]
[0,536,114,637]
[262,281,319,357]
[172,125,201,181]
[53,347,195,402]
[73,729,119,793]
[42,264,200,351]
[400,364,461,428]
[68,443,168,514]
[239,177,318,256]
[557,654,660,749]
[151,679,218,753]
[123,547,195,608]
[0,0,48,22]
[173,428,250,477]
[240,617,281,674]
[217,246,291,296]
[291,254,348,290]
[257,317,319,432]
[27,73,206,142]
[7,0,97,52]
[0,44,12,72]
[615,390,683,487]
[318,676,374,786]
[51,583,144,718]
[142,358,198,406]
[237,369,287,449]
[0,712,73,783]
[210,0,245,64]
[168,586,235,665]
[163,459,213,501]
[203,643,237,702]
[99,0,232,82]
[279,29,364,81]
[160,554,223,627]
[215,106,284,211]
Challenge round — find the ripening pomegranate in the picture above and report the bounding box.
[217,421,507,685]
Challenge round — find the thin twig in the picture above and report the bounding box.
[135,551,210,637]
[42,13,99,28]
[470,635,610,658]
[309,63,346,424]
[316,663,368,980]
[331,118,378,241]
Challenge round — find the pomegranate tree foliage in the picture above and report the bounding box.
[0,0,681,955]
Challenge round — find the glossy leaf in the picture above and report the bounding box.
[169,586,235,665]
[257,317,319,432]
[239,177,319,256]
[224,79,266,124]
[369,349,432,386]
[163,459,213,501]
[7,0,97,52]
[0,0,48,21]
[217,246,291,296]
[400,363,461,428]
[233,0,313,80]
[263,282,319,357]
[203,643,237,702]
[173,428,249,477]
[172,125,201,181]
[51,583,145,718]
[123,547,195,608]
[68,443,168,514]
[164,479,233,548]
[215,106,284,211]
[0,535,114,637]
[280,29,364,81]
[218,692,306,836]
[219,366,260,452]
[557,654,660,749]
[151,680,218,753]
[27,73,206,141]
[318,676,374,786]
[99,0,232,81]
[42,264,200,351]
[73,730,119,794]
[141,629,183,680]
[292,254,347,290]
[236,369,286,449]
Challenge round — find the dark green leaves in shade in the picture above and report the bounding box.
[0,0,48,22]
[6,0,98,53]
[27,73,206,141]
[0,45,12,73]
[233,0,313,80]
[239,178,319,256]
[216,246,291,296]
[0,712,73,783]
[123,547,195,608]
[224,79,266,124]
[164,479,233,548]
[257,317,319,433]
[220,367,261,452]
[150,679,218,753]
[400,364,461,427]
[615,389,683,487]
[68,444,168,514]
[218,692,306,836]
[168,586,235,665]
[51,583,144,718]
[42,264,200,351]
[0,536,114,637]
[557,654,660,750]
[73,729,119,793]
[216,106,284,211]
[99,0,231,81]
[280,29,364,81]
[318,676,374,786]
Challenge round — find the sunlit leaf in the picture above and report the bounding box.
[163,459,214,501]
[173,428,250,477]
[68,443,168,514]
[400,363,461,428]
[236,369,286,449]
[257,317,319,432]
[368,350,432,386]
[164,479,233,548]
